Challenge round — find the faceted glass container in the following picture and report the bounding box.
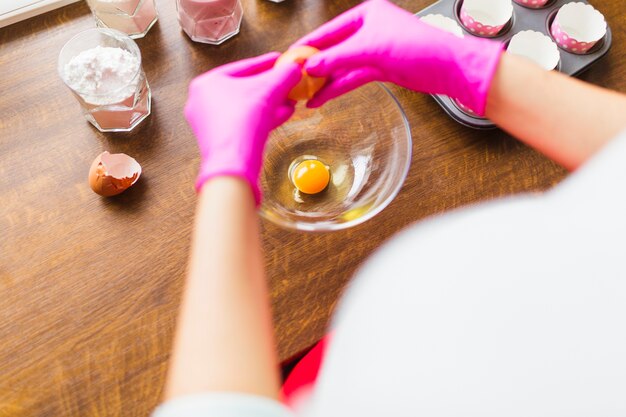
[86,0,158,39]
[176,0,243,45]
[58,28,151,132]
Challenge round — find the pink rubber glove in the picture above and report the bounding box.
[185,52,302,205]
[294,0,504,115]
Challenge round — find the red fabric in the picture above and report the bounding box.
[281,335,330,406]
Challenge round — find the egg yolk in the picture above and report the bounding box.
[292,160,330,195]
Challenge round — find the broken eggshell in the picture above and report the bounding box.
[88,151,142,197]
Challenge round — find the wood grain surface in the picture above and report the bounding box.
[1,0,624,415]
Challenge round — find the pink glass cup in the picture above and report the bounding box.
[86,0,158,39]
[176,0,243,45]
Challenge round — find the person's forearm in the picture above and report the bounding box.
[164,177,280,400]
[486,53,626,170]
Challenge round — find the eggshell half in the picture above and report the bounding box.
[88,151,142,197]
[275,46,327,101]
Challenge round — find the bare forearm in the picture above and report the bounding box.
[486,53,626,170]
[164,177,280,400]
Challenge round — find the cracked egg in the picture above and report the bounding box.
[88,151,142,197]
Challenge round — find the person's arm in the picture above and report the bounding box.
[486,53,626,171]
[164,177,280,400]
[293,0,626,169]
[158,53,302,404]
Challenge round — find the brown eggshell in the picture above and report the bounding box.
[275,46,327,101]
[88,151,142,197]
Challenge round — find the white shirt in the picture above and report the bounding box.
[153,130,626,417]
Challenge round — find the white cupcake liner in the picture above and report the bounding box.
[421,13,464,37]
[508,30,560,70]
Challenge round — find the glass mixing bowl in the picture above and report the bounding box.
[260,83,412,232]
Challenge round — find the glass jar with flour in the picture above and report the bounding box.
[58,28,151,132]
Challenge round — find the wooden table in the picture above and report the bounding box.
[1,0,624,415]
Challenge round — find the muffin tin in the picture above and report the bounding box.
[415,0,612,129]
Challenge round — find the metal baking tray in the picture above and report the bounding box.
[416,0,613,129]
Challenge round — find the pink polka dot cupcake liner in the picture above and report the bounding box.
[549,2,606,55]
[460,8,504,37]
[550,20,592,54]
[459,0,513,38]
[513,0,550,9]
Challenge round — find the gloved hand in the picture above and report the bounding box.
[293,0,504,115]
[185,52,302,205]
